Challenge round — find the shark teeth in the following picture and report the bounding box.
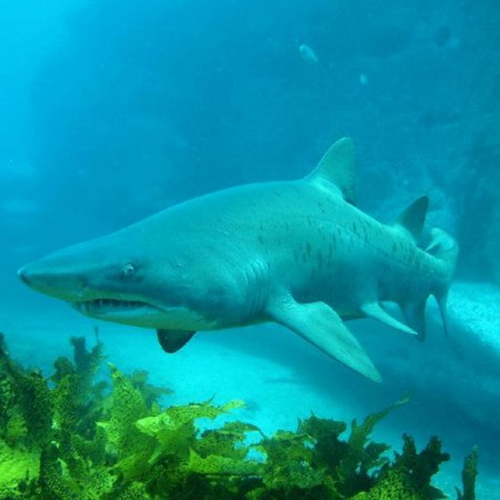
[73,298,146,314]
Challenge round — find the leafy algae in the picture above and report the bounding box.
[0,333,478,499]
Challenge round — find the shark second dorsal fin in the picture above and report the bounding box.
[392,196,428,242]
[307,137,356,204]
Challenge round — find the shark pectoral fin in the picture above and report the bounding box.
[267,297,381,382]
[361,302,417,337]
[156,329,196,353]
[402,300,428,342]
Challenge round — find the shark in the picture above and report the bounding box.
[18,138,458,382]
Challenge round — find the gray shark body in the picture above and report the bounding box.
[18,139,458,381]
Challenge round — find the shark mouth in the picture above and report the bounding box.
[72,298,154,315]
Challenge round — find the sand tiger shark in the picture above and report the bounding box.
[18,138,458,382]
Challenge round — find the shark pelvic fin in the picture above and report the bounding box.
[157,329,196,353]
[307,137,356,204]
[434,291,450,336]
[267,294,381,382]
[402,299,428,341]
[361,302,417,336]
[392,196,428,242]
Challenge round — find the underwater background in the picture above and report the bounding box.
[0,0,499,498]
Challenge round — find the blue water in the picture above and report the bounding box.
[1,0,500,497]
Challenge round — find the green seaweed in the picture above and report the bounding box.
[455,446,479,500]
[351,434,450,500]
[0,333,53,449]
[0,333,478,500]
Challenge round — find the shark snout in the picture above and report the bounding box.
[17,259,87,302]
[17,265,31,286]
[18,261,60,290]
[18,262,54,288]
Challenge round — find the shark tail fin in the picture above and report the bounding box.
[425,227,459,280]
[425,227,459,336]
[307,137,356,204]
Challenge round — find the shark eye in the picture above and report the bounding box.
[122,263,136,277]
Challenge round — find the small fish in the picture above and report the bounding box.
[299,44,319,64]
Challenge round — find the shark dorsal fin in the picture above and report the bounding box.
[307,137,356,204]
[393,196,428,242]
